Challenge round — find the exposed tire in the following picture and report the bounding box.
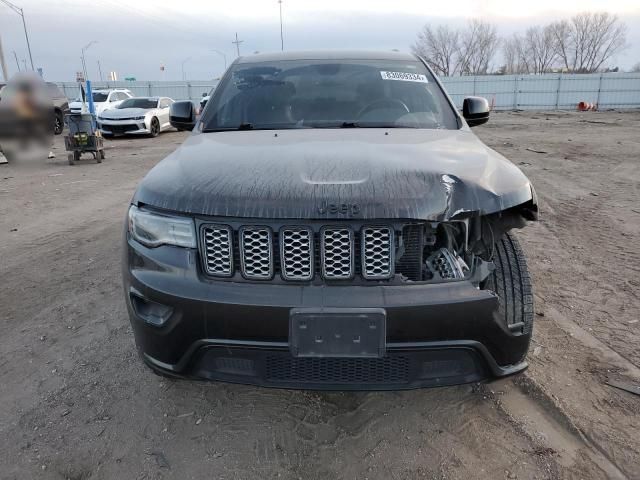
[483,232,534,358]
[149,117,160,138]
[54,110,64,135]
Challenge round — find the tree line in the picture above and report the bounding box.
[411,12,629,76]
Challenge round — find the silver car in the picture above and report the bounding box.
[97,97,174,137]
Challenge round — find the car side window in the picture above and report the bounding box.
[159,99,172,108]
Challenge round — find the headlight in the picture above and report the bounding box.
[128,205,196,248]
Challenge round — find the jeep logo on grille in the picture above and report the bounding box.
[318,201,361,216]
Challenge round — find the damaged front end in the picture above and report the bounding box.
[394,196,537,288]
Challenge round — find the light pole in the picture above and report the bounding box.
[0,0,34,70]
[12,50,20,71]
[232,33,243,57]
[211,49,227,71]
[81,40,97,81]
[278,0,284,51]
[181,57,191,80]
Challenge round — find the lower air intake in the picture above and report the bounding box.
[265,355,410,384]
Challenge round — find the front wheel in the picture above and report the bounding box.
[482,232,534,360]
[54,110,64,135]
[149,117,160,138]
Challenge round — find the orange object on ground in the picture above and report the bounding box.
[577,101,598,111]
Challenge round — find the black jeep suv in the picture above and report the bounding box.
[123,51,537,390]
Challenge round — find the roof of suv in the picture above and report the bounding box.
[236,50,416,64]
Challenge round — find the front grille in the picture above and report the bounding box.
[101,123,139,134]
[200,223,398,282]
[395,224,423,281]
[281,228,313,280]
[362,227,393,279]
[321,228,354,279]
[202,225,233,276]
[265,355,410,384]
[240,227,273,279]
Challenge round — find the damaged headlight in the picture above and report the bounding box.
[128,205,196,248]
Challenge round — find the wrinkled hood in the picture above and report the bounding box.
[100,107,149,119]
[133,128,534,220]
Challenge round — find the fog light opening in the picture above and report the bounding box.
[130,292,173,326]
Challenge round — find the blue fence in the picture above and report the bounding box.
[56,72,640,110]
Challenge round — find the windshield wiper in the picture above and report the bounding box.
[202,123,254,132]
[340,122,360,128]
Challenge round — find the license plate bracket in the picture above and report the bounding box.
[289,308,386,358]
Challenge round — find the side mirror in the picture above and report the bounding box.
[462,96,490,127]
[170,101,195,131]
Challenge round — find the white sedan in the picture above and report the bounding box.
[69,88,133,115]
[97,97,174,137]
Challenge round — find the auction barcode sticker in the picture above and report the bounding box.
[380,71,428,83]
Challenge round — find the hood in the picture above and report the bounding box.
[100,107,149,119]
[133,129,534,220]
[69,100,107,111]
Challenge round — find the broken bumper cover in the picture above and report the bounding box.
[124,240,529,390]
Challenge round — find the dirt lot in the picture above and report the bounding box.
[1,111,639,480]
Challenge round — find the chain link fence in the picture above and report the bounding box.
[55,71,640,110]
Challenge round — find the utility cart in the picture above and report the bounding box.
[64,113,105,165]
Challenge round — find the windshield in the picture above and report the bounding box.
[74,92,109,103]
[201,59,457,131]
[118,98,157,109]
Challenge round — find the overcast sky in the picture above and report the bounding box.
[1,0,639,82]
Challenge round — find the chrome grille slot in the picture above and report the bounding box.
[321,228,354,279]
[281,228,313,280]
[362,226,394,279]
[240,227,273,279]
[202,225,233,276]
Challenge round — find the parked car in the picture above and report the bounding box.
[199,93,210,114]
[45,82,70,135]
[97,96,174,137]
[123,50,538,390]
[68,88,133,115]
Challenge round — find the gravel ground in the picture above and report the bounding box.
[1,111,639,479]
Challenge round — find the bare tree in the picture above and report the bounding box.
[412,19,499,76]
[502,34,531,74]
[458,19,500,75]
[550,12,627,73]
[524,25,559,73]
[411,25,460,76]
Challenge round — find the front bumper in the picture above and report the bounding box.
[124,238,529,390]
[98,119,149,135]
